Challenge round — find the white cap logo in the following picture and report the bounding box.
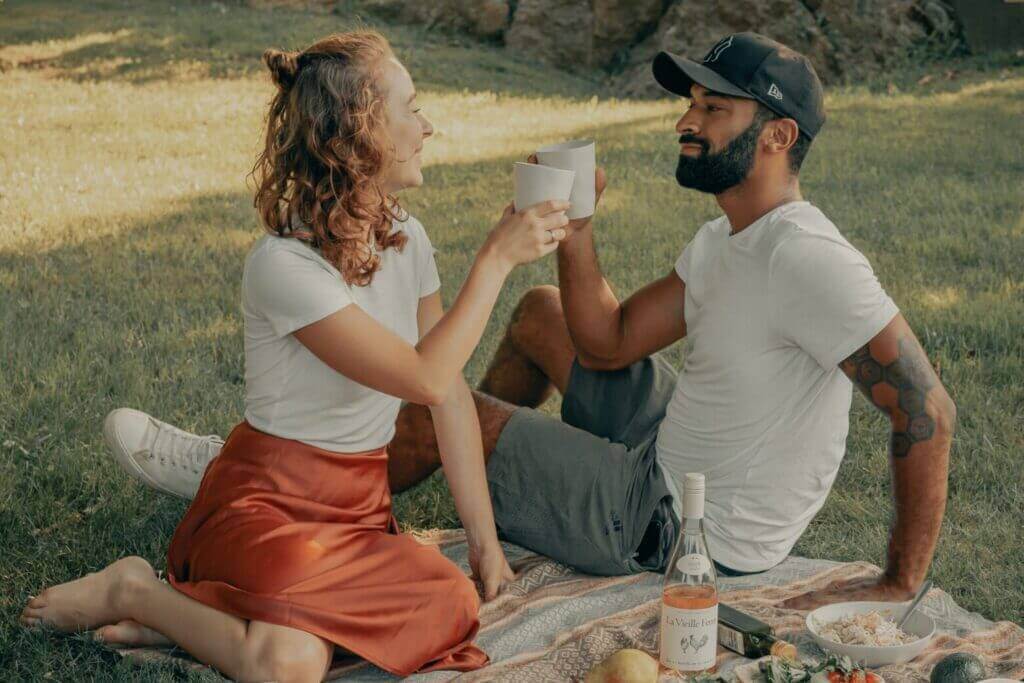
[703,35,734,64]
[768,83,783,100]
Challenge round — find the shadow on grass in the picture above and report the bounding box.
[0,0,607,98]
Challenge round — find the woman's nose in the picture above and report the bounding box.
[420,115,434,139]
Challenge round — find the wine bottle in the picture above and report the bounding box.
[718,604,797,660]
[660,473,718,675]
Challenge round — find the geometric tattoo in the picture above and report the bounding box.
[840,338,937,458]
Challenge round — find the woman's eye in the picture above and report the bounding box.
[412,108,422,114]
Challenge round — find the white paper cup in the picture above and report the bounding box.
[513,162,575,213]
[536,139,595,220]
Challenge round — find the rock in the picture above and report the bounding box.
[812,0,929,78]
[358,0,961,88]
[365,0,510,40]
[614,0,830,98]
[505,0,664,69]
[505,0,595,67]
[592,0,665,68]
[612,0,959,97]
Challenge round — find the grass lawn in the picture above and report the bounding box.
[1,1,1023,679]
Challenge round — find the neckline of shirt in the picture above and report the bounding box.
[725,200,811,245]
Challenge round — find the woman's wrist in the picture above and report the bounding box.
[477,240,515,278]
[465,525,501,554]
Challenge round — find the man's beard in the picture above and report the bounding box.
[675,118,762,194]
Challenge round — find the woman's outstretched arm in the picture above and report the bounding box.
[294,201,569,405]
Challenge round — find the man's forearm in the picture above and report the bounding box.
[839,319,957,594]
[884,420,953,590]
[556,225,625,362]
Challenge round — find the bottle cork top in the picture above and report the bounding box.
[682,472,705,519]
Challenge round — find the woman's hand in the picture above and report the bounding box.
[526,153,606,243]
[482,200,570,273]
[468,540,515,601]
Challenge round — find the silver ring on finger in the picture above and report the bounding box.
[545,229,555,244]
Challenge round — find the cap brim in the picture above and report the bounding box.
[652,51,752,99]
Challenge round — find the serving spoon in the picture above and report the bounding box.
[896,579,932,629]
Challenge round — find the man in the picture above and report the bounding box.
[105,33,955,607]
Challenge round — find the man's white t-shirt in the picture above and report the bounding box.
[241,215,441,452]
[655,201,898,572]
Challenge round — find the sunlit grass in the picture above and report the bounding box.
[1,1,1023,679]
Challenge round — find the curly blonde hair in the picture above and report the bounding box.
[252,31,408,286]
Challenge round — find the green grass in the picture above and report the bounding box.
[1,0,1023,679]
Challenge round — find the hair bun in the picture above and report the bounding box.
[263,49,300,90]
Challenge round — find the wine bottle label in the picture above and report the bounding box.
[717,624,744,655]
[660,603,718,671]
[676,553,712,575]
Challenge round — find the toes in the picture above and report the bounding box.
[20,615,42,628]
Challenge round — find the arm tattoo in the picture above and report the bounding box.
[840,338,937,458]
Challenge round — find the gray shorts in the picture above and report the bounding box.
[486,354,679,576]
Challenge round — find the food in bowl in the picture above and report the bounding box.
[816,611,916,647]
[806,602,934,668]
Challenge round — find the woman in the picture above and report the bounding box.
[20,31,569,681]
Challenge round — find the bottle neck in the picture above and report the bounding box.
[683,486,705,519]
[681,515,705,534]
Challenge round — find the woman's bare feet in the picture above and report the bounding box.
[20,556,156,633]
[95,619,173,647]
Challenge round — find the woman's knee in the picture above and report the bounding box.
[245,628,331,683]
[444,566,481,627]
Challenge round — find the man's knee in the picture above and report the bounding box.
[510,285,564,346]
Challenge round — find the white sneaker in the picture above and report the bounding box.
[103,408,224,500]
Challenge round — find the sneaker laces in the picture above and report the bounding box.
[148,422,223,474]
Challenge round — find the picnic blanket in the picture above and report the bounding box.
[118,530,1024,681]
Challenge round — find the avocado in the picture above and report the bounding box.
[929,653,987,683]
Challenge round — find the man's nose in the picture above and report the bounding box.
[676,111,699,136]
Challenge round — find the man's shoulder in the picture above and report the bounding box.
[768,208,872,280]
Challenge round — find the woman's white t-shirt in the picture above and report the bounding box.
[241,215,441,453]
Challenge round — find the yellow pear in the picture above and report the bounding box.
[584,648,659,683]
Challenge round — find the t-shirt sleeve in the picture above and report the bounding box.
[410,219,441,298]
[771,232,899,370]
[243,241,354,338]
[674,240,693,284]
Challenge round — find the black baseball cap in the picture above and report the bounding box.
[653,32,825,140]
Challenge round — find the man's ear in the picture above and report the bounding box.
[765,117,799,155]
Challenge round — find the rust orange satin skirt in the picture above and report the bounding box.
[166,421,488,677]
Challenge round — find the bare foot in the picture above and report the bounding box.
[95,619,172,647]
[20,556,156,632]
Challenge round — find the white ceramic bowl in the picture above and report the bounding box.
[806,601,935,668]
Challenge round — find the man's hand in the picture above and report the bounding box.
[780,575,917,611]
[468,540,515,601]
[526,154,606,240]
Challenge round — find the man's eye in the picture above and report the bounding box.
[707,105,719,112]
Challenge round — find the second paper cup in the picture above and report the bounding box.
[536,139,595,220]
